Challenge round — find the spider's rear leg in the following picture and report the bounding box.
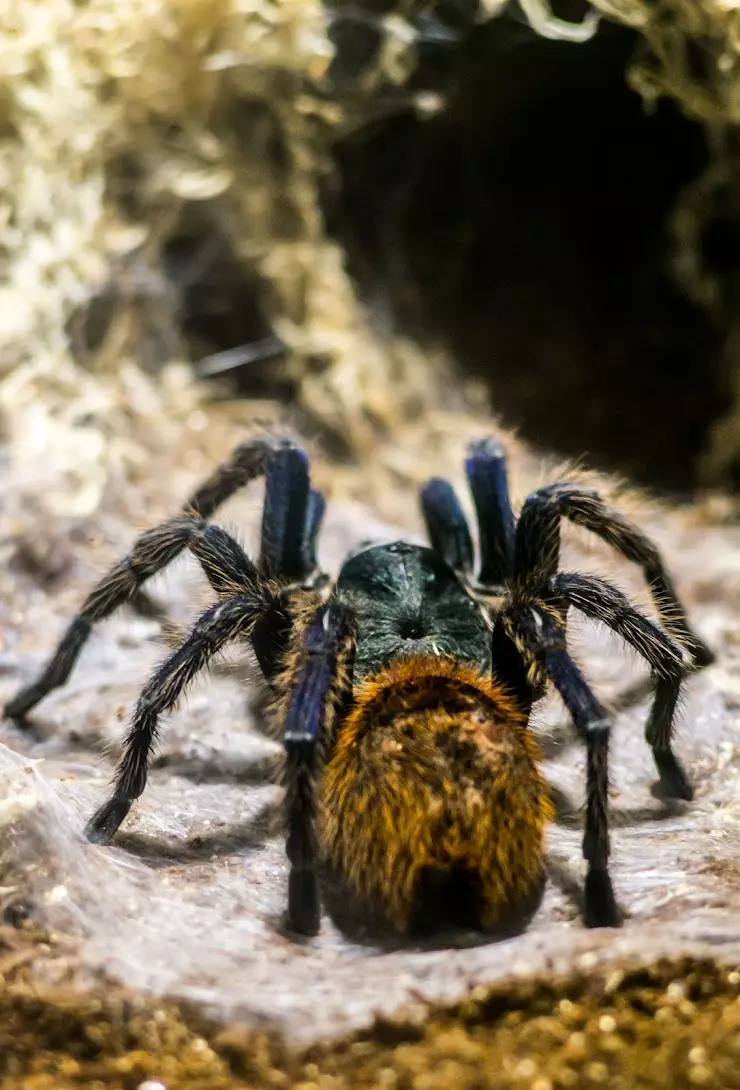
[514,483,713,669]
[504,605,619,928]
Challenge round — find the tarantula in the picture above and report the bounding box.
[5,436,712,937]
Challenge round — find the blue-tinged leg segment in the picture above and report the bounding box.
[465,437,516,587]
[420,478,474,574]
[259,445,313,581]
[283,603,355,936]
[513,489,562,593]
[302,488,326,575]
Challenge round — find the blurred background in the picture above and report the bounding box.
[2,0,740,528]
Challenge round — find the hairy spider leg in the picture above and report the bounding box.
[504,605,618,928]
[419,478,474,574]
[127,586,170,621]
[86,587,277,844]
[282,603,356,935]
[553,572,691,800]
[511,494,693,800]
[465,437,516,587]
[4,437,309,721]
[514,483,713,669]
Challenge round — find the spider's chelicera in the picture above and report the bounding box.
[5,436,713,937]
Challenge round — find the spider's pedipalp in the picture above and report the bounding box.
[504,603,619,928]
[465,437,516,587]
[282,603,356,935]
[420,478,474,574]
[259,444,311,581]
[554,571,692,800]
[86,589,277,845]
[514,482,713,668]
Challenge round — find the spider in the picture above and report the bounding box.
[4,435,713,937]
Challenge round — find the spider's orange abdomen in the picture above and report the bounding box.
[320,656,554,935]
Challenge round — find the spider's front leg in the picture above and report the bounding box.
[452,435,711,668]
[280,603,356,936]
[420,478,475,575]
[85,431,331,843]
[5,436,325,722]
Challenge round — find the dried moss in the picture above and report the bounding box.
[2,0,740,501]
[0,0,439,487]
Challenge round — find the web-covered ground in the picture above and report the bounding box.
[1,427,738,1045]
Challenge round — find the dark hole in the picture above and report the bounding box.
[3,899,33,928]
[66,191,293,397]
[326,19,727,491]
[162,208,293,399]
[701,214,740,277]
[550,0,592,16]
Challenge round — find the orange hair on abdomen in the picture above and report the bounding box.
[319,655,553,934]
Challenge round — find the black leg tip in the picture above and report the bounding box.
[652,751,694,802]
[287,868,321,937]
[85,797,133,845]
[584,866,621,928]
[4,689,39,723]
